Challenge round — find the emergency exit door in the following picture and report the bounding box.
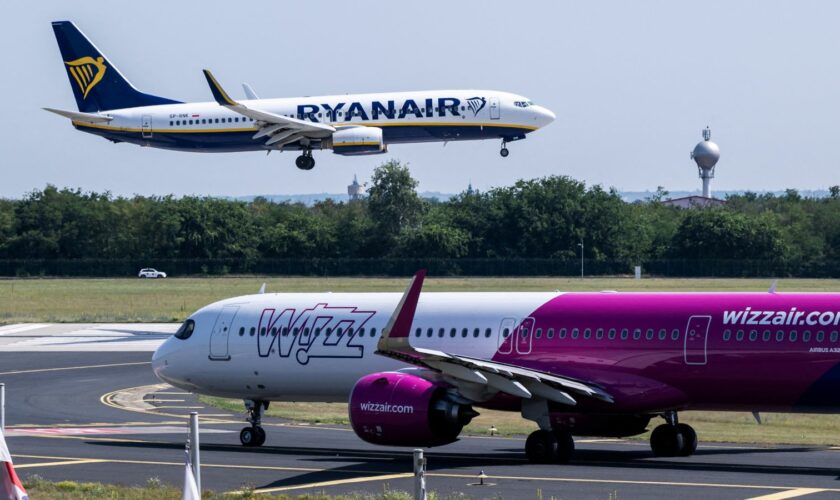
[684,315,711,365]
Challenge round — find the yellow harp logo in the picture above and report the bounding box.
[65,56,107,99]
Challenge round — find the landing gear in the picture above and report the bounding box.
[525,429,575,464]
[650,411,697,457]
[240,399,268,447]
[295,151,315,170]
[500,140,509,158]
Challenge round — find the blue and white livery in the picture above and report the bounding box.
[46,21,555,170]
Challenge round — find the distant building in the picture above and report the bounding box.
[662,195,726,209]
[347,174,366,201]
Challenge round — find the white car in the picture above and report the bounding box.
[138,268,167,279]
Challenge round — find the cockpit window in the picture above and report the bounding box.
[514,100,534,108]
[174,319,195,340]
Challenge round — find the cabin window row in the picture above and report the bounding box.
[238,325,379,338]
[169,117,256,126]
[722,329,840,343]
[505,327,682,342]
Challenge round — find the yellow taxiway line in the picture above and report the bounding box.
[15,459,106,469]
[746,489,828,500]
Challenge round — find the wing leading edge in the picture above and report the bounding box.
[376,271,614,406]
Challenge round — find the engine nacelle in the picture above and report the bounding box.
[551,413,651,437]
[325,127,387,155]
[349,372,477,447]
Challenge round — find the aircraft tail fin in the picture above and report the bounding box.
[51,21,181,112]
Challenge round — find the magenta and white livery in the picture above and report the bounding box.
[152,272,840,462]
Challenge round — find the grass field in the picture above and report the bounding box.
[200,397,840,447]
[2,276,840,323]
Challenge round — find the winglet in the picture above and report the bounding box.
[378,270,426,353]
[203,69,238,106]
[258,283,266,294]
[768,279,778,294]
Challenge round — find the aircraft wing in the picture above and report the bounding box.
[376,271,614,406]
[202,70,334,147]
[43,107,113,124]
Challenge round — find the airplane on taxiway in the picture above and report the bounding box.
[46,21,555,170]
[152,271,840,463]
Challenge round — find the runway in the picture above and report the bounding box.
[2,324,840,498]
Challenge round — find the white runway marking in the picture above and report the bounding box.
[0,323,176,351]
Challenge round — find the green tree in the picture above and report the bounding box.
[367,160,425,246]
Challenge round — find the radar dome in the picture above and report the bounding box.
[692,139,720,170]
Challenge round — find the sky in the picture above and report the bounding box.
[1,1,838,198]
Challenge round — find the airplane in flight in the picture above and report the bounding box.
[152,271,840,463]
[46,21,555,170]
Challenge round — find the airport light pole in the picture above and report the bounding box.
[578,239,584,278]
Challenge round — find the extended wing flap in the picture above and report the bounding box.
[376,271,614,405]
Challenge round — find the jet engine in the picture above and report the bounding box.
[325,127,387,155]
[349,372,478,447]
[551,413,651,437]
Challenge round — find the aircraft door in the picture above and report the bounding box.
[141,115,153,138]
[684,315,711,365]
[489,97,500,120]
[515,317,535,355]
[498,317,517,354]
[209,305,240,360]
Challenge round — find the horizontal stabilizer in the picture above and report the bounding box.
[43,107,113,123]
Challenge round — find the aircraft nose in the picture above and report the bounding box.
[533,105,555,127]
[152,337,177,384]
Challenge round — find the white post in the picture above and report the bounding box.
[634,266,641,280]
[189,411,201,494]
[578,240,584,278]
[413,448,427,500]
[1,383,5,432]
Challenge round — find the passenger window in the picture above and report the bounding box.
[723,329,731,341]
[462,328,468,338]
[345,328,352,337]
[415,327,422,337]
[547,328,554,339]
[789,331,797,342]
[776,330,784,342]
[293,327,299,336]
[596,328,604,340]
[174,319,195,340]
[521,328,529,338]
[608,328,616,340]
[571,328,579,339]
[671,329,680,340]
[645,329,654,340]
[271,327,277,337]
[503,328,510,338]
[816,331,825,342]
[485,328,492,338]
[315,327,322,337]
[633,329,641,340]
[249,327,255,336]
[583,328,591,339]
[763,330,771,341]
[439,328,445,337]
[260,327,266,336]
[559,328,567,339]
[335,327,343,337]
[473,328,480,338]
[535,328,542,339]
[749,330,757,341]
[450,328,456,338]
[736,330,744,341]
[621,328,629,340]
[202,119,206,124]
[802,330,811,342]
[371,328,377,337]
[189,120,193,125]
[832,331,839,342]
[282,327,289,336]
[427,328,433,338]
[325,327,332,337]
[169,121,173,126]
[238,327,245,336]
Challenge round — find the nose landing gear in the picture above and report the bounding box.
[295,150,315,170]
[240,399,268,447]
[650,410,697,457]
[500,140,510,158]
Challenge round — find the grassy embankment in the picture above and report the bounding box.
[2,275,839,323]
[4,275,840,446]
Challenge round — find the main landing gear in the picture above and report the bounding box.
[500,139,510,158]
[240,399,268,447]
[649,410,697,457]
[295,150,315,170]
[525,428,575,464]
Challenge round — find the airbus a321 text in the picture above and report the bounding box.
[153,271,840,463]
[46,21,555,170]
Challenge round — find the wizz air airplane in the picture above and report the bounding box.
[152,272,840,463]
[46,21,555,170]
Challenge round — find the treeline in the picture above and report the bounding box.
[1,160,839,276]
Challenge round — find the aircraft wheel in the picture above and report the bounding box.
[295,155,309,170]
[240,426,264,447]
[500,147,509,158]
[677,423,697,456]
[553,429,575,464]
[304,156,316,170]
[525,430,559,464]
[650,424,684,457]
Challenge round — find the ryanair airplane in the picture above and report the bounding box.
[46,21,555,170]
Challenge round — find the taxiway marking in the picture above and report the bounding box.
[0,361,150,376]
[746,489,828,500]
[250,473,413,494]
[15,459,106,469]
[0,324,49,335]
